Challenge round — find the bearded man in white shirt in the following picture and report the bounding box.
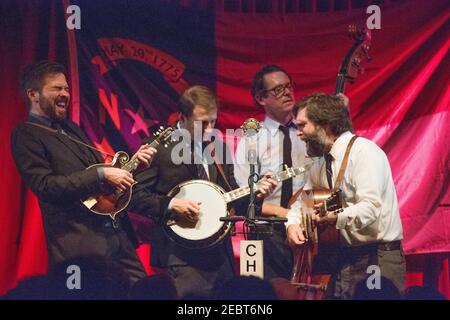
[286,93,405,299]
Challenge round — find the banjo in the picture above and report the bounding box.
[164,166,308,249]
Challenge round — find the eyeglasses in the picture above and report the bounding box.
[259,82,294,98]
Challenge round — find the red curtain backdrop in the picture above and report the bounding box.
[215,1,450,254]
[0,0,448,297]
[214,1,449,297]
[0,0,69,294]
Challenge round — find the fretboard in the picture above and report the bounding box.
[223,167,306,203]
[121,139,161,173]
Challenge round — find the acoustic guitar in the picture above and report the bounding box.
[289,24,372,299]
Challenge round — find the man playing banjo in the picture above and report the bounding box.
[129,85,276,298]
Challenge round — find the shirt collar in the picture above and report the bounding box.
[176,121,207,150]
[329,131,354,161]
[263,115,295,137]
[28,112,53,127]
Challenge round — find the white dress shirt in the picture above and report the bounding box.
[168,124,209,210]
[234,116,308,206]
[286,131,403,246]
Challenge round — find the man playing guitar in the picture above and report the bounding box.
[286,93,405,299]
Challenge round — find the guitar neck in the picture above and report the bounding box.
[121,139,161,173]
[315,189,343,216]
[334,74,346,95]
[223,167,305,203]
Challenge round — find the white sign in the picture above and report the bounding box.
[240,240,264,279]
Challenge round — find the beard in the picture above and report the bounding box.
[40,94,68,122]
[305,140,325,157]
[301,129,327,157]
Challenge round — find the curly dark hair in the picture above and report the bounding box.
[293,93,353,136]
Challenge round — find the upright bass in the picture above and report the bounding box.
[289,25,372,299]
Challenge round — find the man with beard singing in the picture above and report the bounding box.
[10,61,156,282]
[286,93,405,299]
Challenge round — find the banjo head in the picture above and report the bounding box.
[166,180,230,247]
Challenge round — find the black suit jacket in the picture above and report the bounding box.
[130,134,249,269]
[10,117,137,264]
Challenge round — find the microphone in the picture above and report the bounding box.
[240,118,262,136]
[240,118,262,165]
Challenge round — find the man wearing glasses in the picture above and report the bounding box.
[234,64,307,281]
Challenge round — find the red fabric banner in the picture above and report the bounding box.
[215,0,450,255]
[0,0,448,298]
[0,0,68,294]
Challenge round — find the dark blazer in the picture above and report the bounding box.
[130,133,248,270]
[10,117,137,265]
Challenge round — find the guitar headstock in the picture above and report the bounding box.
[345,24,372,82]
[348,25,371,43]
[152,126,175,148]
[324,189,344,213]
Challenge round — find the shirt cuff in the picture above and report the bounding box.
[336,208,349,230]
[285,208,301,229]
[97,167,105,181]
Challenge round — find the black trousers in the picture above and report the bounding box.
[251,226,293,281]
[47,221,147,284]
[104,227,148,283]
[164,242,236,298]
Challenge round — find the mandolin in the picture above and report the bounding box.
[81,126,174,220]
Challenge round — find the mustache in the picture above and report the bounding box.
[301,134,326,157]
[55,97,69,104]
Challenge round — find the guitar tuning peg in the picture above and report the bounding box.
[362,46,372,61]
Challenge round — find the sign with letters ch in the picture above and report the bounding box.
[240,240,264,279]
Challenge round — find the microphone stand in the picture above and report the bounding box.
[223,118,288,240]
[246,148,258,221]
[245,145,290,240]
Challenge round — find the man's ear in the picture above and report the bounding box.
[27,88,39,103]
[255,94,265,108]
[323,123,333,136]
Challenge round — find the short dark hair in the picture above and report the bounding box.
[294,93,353,136]
[178,85,217,118]
[251,64,291,106]
[19,60,66,108]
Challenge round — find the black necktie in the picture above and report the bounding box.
[192,142,209,180]
[279,125,293,208]
[325,153,333,189]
